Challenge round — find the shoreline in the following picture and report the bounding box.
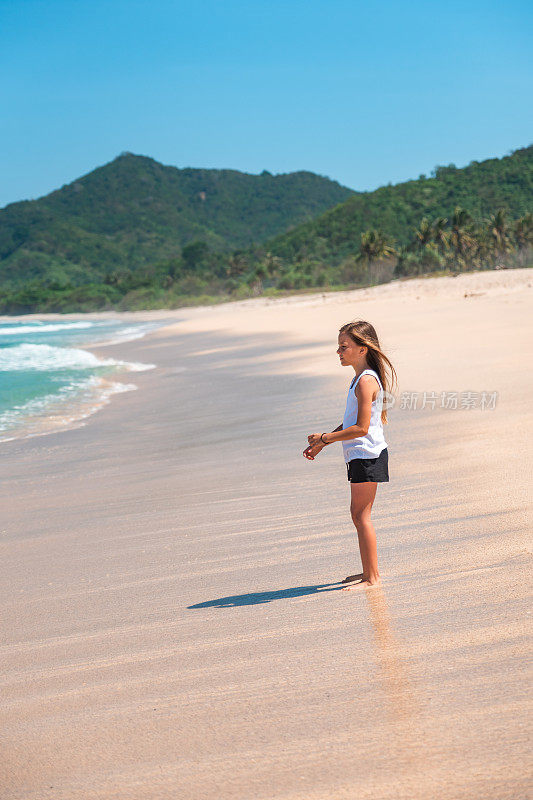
[1,266,530,325]
[1,266,530,445]
[0,375,139,444]
[2,267,529,445]
[0,320,162,444]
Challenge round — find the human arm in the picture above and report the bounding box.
[307,376,375,448]
[303,423,343,460]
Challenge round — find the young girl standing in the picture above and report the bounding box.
[303,320,397,591]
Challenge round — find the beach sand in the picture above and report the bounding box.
[1,268,532,800]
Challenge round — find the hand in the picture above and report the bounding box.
[303,443,324,460]
[307,432,324,447]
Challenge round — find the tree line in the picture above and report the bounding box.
[360,207,533,280]
[0,206,531,313]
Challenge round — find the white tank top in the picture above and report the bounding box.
[342,368,387,462]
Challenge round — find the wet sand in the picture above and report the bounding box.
[1,269,532,799]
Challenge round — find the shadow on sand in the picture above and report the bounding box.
[187,582,348,608]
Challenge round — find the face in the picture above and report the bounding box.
[337,333,367,367]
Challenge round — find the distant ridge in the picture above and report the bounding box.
[0,153,354,288]
[0,146,531,314]
[266,144,533,264]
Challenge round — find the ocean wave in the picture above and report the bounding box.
[84,323,163,346]
[0,343,155,372]
[0,321,94,336]
[0,375,138,441]
[0,320,159,443]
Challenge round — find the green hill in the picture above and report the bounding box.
[0,153,353,288]
[267,144,533,264]
[0,145,531,313]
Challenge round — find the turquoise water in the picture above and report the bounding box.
[0,318,169,442]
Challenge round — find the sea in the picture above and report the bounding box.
[0,317,170,443]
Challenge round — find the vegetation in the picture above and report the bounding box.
[266,144,533,265]
[0,146,531,313]
[393,207,532,278]
[0,153,353,290]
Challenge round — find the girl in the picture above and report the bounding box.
[303,320,397,591]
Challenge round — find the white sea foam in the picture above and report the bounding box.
[0,375,98,429]
[87,323,161,346]
[0,343,155,372]
[0,375,138,441]
[0,320,159,443]
[0,321,94,335]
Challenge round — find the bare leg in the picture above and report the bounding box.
[342,481,381,591]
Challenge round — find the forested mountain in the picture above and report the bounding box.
[267,145,533,264]
[0,153,353,288]
[0,146,531,313]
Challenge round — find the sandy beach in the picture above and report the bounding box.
[1,268,532,800]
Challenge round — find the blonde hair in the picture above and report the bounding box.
[338,320,397,424]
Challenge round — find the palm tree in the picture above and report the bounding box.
[355,230,396,283]
[413,218,433,250]
[226,251,248,278]
[470,225,493,270]
[393,245,411,278]
[248,263,268,294]
[514,212,533,264]
[432,217,449,256]
[449,207,476,270]
[410,217,449,275]
[486,209,512,262]
[262,251,283,278]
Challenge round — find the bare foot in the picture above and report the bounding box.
[341,572,364,583]
[342,578,382,591]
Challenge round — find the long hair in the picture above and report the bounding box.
[338,320,397,424]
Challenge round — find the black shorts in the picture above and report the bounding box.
[346,448,389,483]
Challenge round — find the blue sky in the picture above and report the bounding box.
[1,0,531,208]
